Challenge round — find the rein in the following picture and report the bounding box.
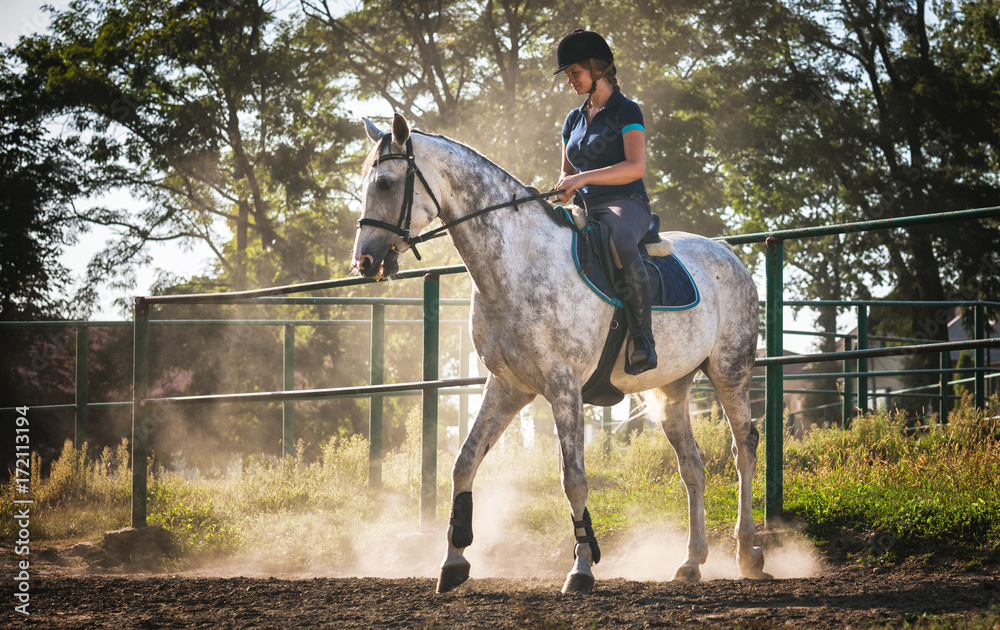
[360,134,563,260]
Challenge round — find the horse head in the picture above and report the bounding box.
[352,113,443,280]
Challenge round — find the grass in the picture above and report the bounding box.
[870,609,1000,629]
[3,395,998,571]
[783,396,1000,563]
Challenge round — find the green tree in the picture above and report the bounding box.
[5,0,381,464]
[720,0,1000,321]
[12,0,358,299]
[0,56,84,320]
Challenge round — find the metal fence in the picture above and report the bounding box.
[4,206,999,526]
[721,204,1000,518]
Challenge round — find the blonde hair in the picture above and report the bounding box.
[590,58,619,90]
[586,58,619,108]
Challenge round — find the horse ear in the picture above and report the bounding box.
[391,113,410,147]
[362,117,385,143]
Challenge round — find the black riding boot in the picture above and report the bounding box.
[621,255,657,375]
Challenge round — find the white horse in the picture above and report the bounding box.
[352,114,765,594]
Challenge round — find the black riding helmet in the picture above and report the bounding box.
[553,29,614,75]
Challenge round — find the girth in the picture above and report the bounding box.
[577,219,629,406]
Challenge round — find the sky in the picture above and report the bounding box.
[0,0,838,352]
[0,0,62,47]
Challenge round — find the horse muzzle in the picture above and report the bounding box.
[353,248,400,280]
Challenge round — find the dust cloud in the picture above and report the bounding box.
[599,526,825,581]
[188,466,824,584]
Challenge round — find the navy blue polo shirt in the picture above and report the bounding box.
[562,89,648,202]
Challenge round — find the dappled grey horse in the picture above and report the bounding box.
[352,114,765,594]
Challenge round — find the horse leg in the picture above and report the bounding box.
[437,374,534,593]
[547,377,598,594]
[648,373,709,583]
[709,375,768,579]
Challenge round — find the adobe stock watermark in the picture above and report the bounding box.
[12,406,32,616]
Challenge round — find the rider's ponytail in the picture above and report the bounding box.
[586,59,619,108]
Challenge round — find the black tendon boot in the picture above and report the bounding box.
[621,255,658,375]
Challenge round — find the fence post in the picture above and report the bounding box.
[131,297,149,528]
[282,324,295,458]
[764,235,784,521]
[842,336,853,428]
[422,273,440,526]
[603,405,613,456]
[856,305,869,414]
[369,303,385,488]
[458,323,469,444]
[975,304,986,410]
[75,325,89,451]
[939,351,949,424]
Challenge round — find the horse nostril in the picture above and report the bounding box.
[356,254,374,274]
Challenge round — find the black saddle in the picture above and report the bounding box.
[541,197,698,406]
[641,212,661,245]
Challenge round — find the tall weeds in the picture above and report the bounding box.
[4,395,998,567]
[0,439,132,543]
[785,396,1000,561]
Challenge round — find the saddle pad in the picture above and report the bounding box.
[569,222,700,311]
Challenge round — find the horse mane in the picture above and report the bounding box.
[361,124,538,196]
[412,130,532,193]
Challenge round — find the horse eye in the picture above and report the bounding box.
[376,177,392,191]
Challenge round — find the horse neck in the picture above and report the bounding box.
[427,137,572,300]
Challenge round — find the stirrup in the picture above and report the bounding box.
[624,334,657,375]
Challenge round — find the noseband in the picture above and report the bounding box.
[359,133,563,262]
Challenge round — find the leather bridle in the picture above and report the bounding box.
[359,133,563,261]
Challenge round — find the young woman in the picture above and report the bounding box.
[554,29,657,375]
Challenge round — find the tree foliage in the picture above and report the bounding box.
[11,0,360,300]
[3,0,999,460]
[0,56,84,320]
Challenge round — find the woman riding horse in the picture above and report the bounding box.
[554,29,657,375]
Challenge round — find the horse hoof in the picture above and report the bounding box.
[671,564,702,583]
[561,572,595,594]
[738,546,767,579]
[436,560,471,593]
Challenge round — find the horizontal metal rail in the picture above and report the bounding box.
[780,329,928,344]
[149,319,470,327]
[721,204,1000,245]
[141,376,488,407]
[694,367,995,384]
[786,371,1000,418]
[0,315,472,328]
[767,367,995,380]
[0,401,132,413]
[782,299,1000,308]
[143,264,469,305]
[1,389,490,415]
[756,338,999,367]
[226,297,471,306]
[693,386,962,399]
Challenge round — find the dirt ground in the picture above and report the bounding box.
[8,546,1000,629]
